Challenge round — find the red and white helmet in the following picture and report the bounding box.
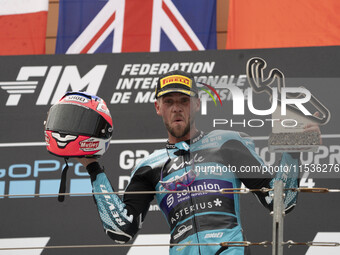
[44,91,113,158]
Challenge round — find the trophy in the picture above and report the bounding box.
[246,57,330,152]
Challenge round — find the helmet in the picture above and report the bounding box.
[44,91,113,158]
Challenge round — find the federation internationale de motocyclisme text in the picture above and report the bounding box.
[195,164,340,175]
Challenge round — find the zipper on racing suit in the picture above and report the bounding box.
[182,149,202,255]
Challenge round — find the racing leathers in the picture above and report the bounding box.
[86,130,300,255]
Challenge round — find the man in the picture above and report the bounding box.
[78,70,303,255]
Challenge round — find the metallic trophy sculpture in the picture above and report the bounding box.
[246,57,330,152]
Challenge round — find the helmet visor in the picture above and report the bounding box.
[45,103,111,138]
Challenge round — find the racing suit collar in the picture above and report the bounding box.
[165,130,204,150]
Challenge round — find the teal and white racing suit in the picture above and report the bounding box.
[87,130,299,254]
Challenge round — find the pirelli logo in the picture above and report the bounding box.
[160,75,192,88]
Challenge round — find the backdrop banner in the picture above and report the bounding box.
[0,46,339,255]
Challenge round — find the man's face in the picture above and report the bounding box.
[155,93,200,139]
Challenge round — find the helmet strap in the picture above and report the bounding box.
[58,158,69,202]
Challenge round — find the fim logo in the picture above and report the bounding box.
[0,69,41,106]
[0,65,107,106]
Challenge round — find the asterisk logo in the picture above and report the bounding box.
[213,198,222,207]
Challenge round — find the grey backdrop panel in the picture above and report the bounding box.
[0,47,340,255]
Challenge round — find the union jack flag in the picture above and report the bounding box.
[56,0,216,53]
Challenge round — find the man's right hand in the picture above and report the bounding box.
[76,157,98,167]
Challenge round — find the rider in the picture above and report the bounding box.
[78,70,303,255]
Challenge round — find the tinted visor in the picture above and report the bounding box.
[45,103,111,138]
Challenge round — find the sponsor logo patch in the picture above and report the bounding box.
[167,194,174,208]
[174,225,193,240]
[44,132,50,146]
[160,75,191,88]
[204,232,224,239]
[79,138,100,151]
[96,100,111,117]
[64,95,89,103]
